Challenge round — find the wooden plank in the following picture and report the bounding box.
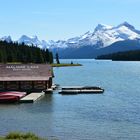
[20,92,45,103]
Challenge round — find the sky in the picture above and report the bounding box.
[0,0,140,41]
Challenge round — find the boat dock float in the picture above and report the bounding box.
[20,92,45,103]
[59,86,104,95]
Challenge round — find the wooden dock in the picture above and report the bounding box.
[59,86,104,95]
[20,92,45,103]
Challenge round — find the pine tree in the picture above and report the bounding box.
[56,53,60,64]
[0,51,2,62]
[49,52,53,64]
[0,40,53,64]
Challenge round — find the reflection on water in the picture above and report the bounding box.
[0,59,140,140]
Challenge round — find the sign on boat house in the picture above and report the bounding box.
[0,64,53,92]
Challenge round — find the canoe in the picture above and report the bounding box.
[0,96,19,103]
[0,91,26,103]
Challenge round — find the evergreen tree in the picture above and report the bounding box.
[56,53,60,64]
[0,51,2,62]
[0,40,53,64]
[1,47,7,63]
[49,52,53,64]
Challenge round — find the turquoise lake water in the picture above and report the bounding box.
[0,59,140,140]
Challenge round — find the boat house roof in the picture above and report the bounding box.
[0,64,52,81]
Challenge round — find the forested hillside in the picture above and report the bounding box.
[0,41,53,63]
[96,50,140,61]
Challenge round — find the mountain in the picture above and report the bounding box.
[47,22,140,58]
[18,35,48,49]
[0,35,49,49]
[48,22,140,49]
[51,40,140,59]
[1,22,140,58]
[0,36,12,43]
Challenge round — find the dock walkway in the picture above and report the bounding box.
[20,92,45,103]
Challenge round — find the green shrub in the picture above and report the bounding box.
[5,132,45,140]
[5,132,22,139]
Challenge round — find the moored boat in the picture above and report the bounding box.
[59,86,104,94]
[0,91,26,103]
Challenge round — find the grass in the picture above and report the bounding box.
[0,132,47,140]
[0,62,82,68]
[51,63,82,67]
[6,62,22,64]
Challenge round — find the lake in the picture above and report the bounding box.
[0,59,140,140]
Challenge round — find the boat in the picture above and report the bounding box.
[52,84,60,90]
[59,86,104,94]
[0,91,26,103]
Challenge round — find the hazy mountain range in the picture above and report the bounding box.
[1,22,140,58]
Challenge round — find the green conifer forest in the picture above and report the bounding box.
[0,41,53,64]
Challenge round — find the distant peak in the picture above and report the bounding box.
[0,35,12,43]
[121,21,132,26]
[20,35,38,39]
[118,21,135,29]
[19,35,30,39]
[21,35,28,37]
[94,23,113,32]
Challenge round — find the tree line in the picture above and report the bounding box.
[96,50,140,61]
[0,41,53,63]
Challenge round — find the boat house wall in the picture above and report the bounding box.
[0,64,53,92]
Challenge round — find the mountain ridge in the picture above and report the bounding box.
[1,22,140,58]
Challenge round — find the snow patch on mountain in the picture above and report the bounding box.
[1,22,140,50]
[18,35,48,49]
[47,22,140,49]
[0,36,12,43]
[94,24,113,32]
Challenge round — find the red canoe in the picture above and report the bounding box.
[0,91,26,103]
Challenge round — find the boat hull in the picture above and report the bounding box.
[0,91,26,103]
[0,96,19,103]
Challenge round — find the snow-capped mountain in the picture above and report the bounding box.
[1,22,140,58]
[1,22,139,50]
[47,22,140,49]
[0,36,12,43]
[18,35,48,49]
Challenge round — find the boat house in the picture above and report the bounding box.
[0,64,53,93]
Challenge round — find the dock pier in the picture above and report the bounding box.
[20,92,45,103]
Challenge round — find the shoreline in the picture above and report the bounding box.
[0,63,82,67]
[51,63,82,67]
